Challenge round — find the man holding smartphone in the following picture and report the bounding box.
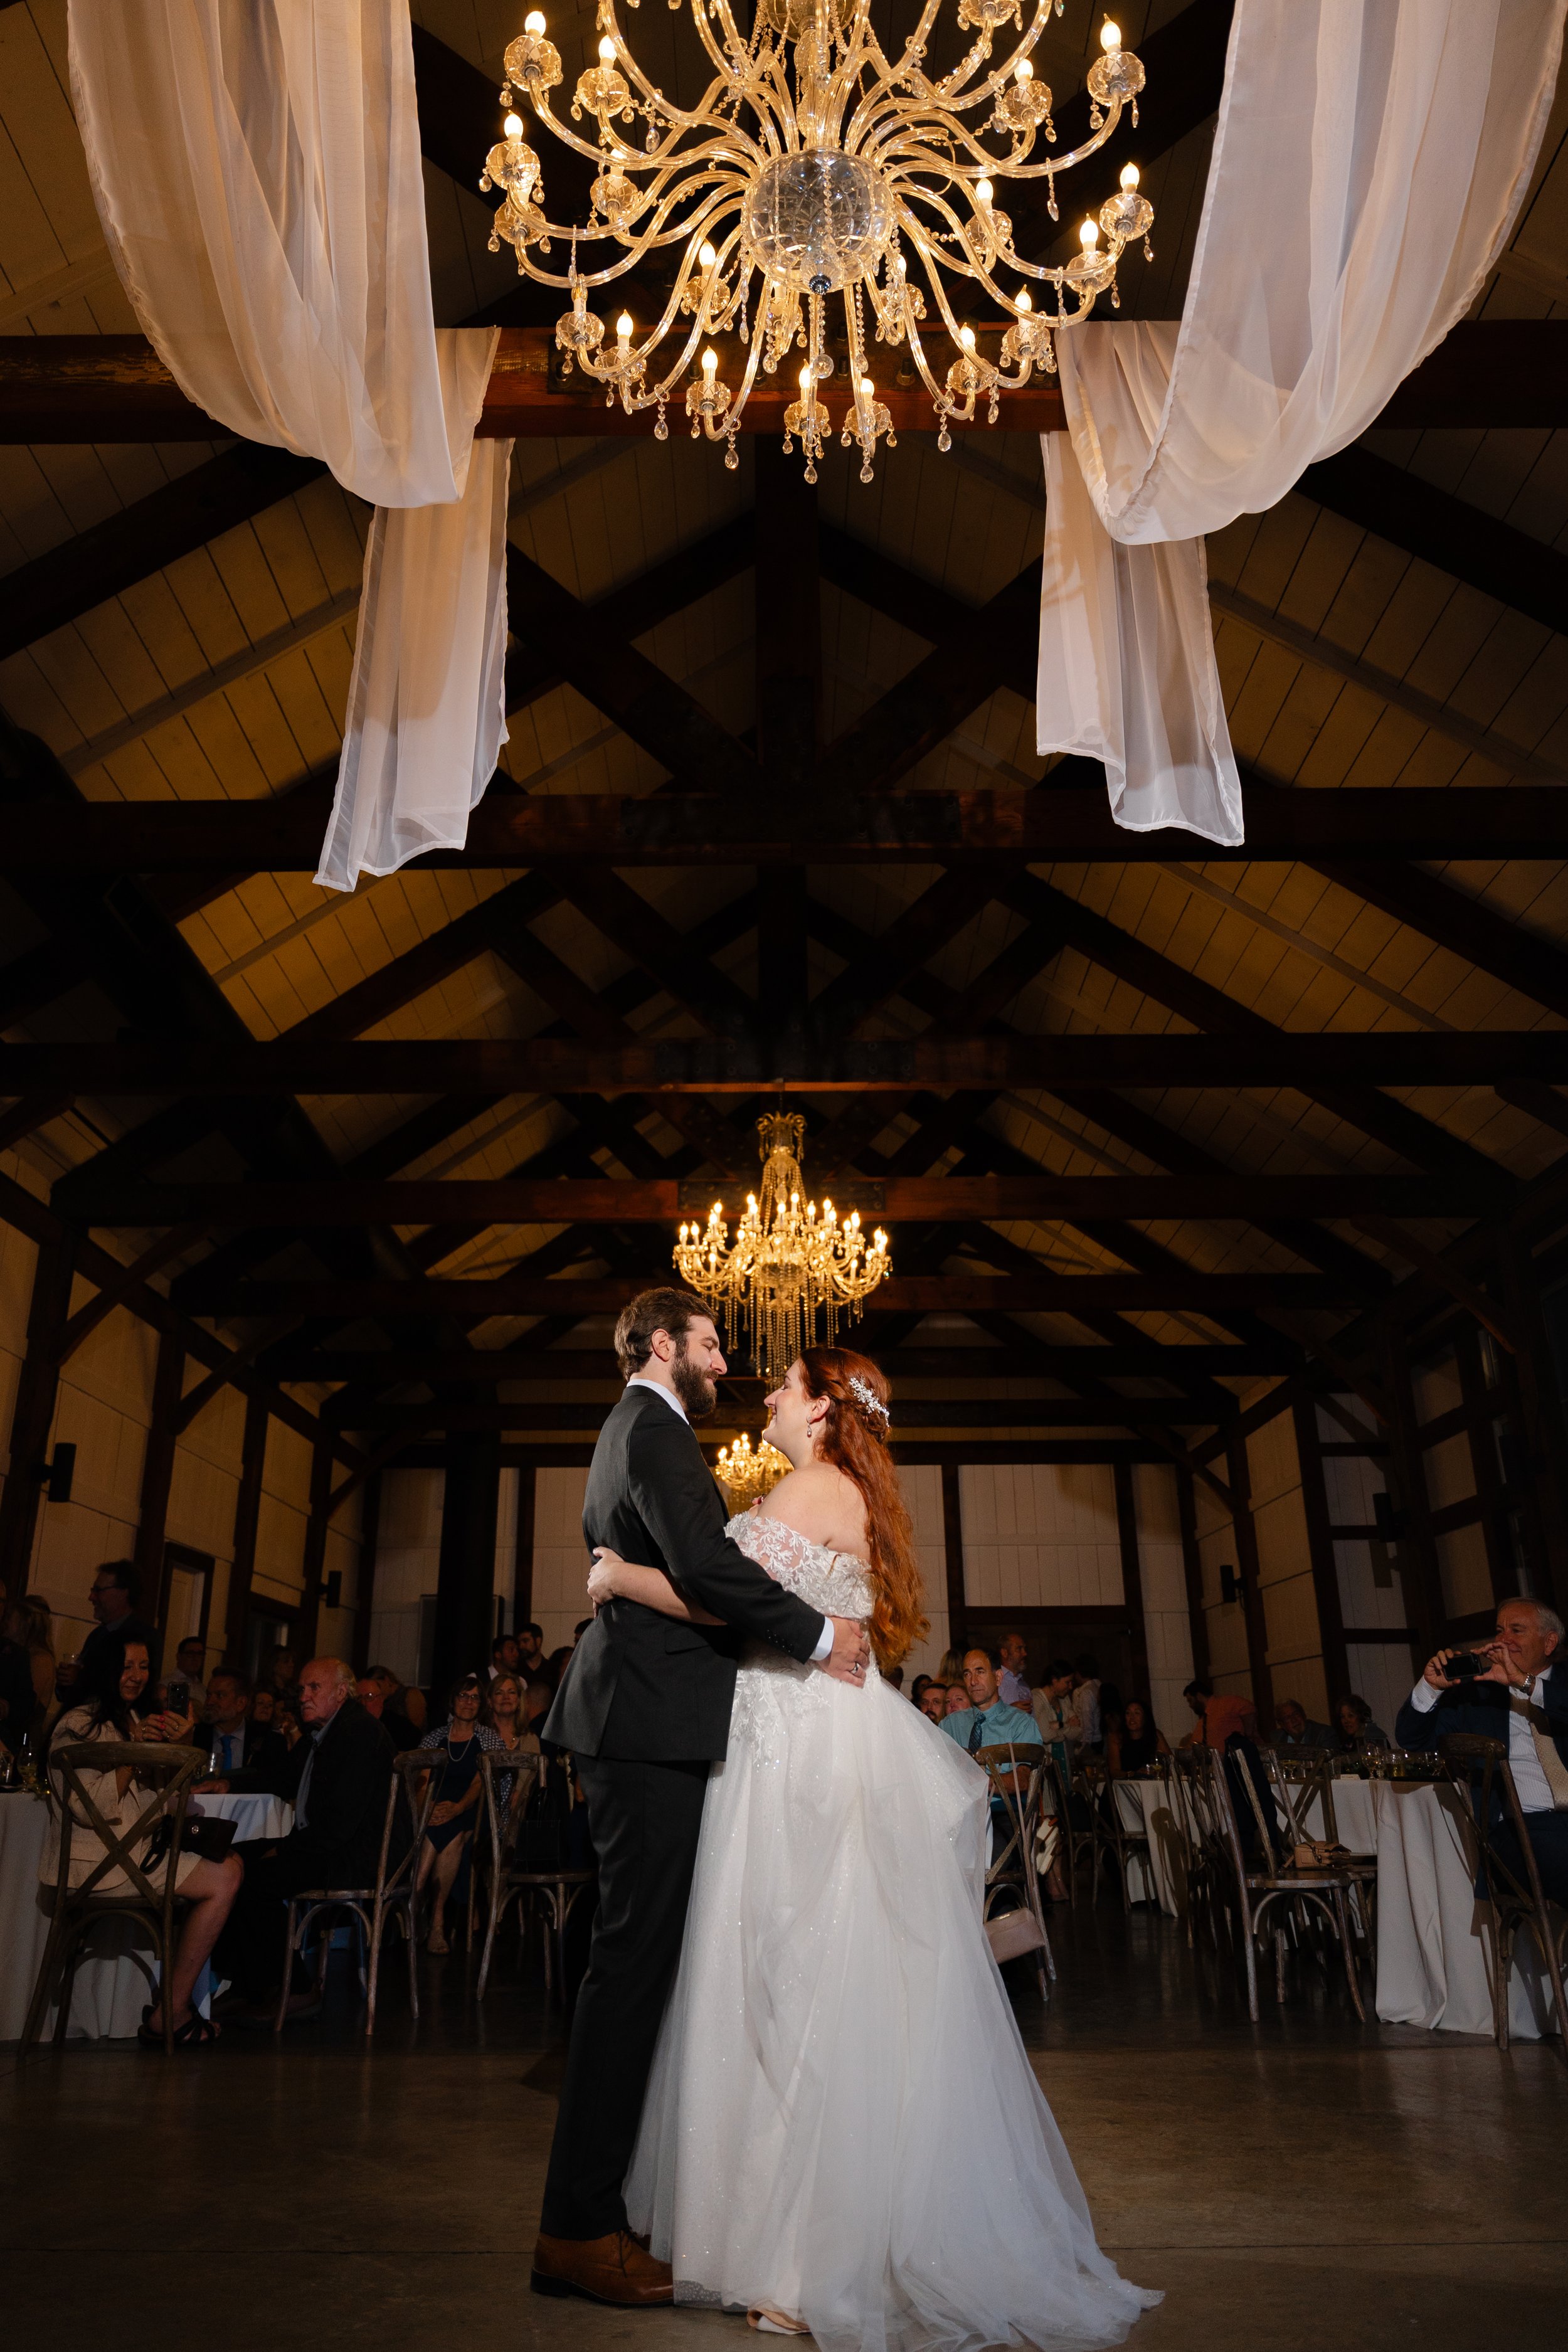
[1396,1595,1568,1902]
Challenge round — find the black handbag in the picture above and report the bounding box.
[144,1811,238,1869]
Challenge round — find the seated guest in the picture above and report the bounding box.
[886,1666,905,1694]
[45,1634,241,2047]
[265,1646,300,1712]
[248,1685,298,1745]
[523,1679,554,1734]
[935,1647,966,1686]
[490,1632,520,1680]
[1179,1677,1258,1749]
[171,1635,208,1720]
[918,1682,948,1725]
[1069,1654,1104,1752]
[1397,1597,1568,1905]
[483,1669,540,1840]
[355,1673,421,1751]
[517,1621,546,1683]
[997,1631,1032,1707]
[1275,1697,1335,1751]
[211,1657,395,2026]
[941,1648,1044,1777]
[1105,1698,1169,1775]
[415,1673,502,1955]
[197,1668,289,1783]
[5,1592,58,1716]
[79,1560,160,1681]
[1336,1694,1391,1752]
[943,1681,972,1719]
[364,1661,426,1735]
[1032,1659,1080,1764]
[910,1673,933,1707]
[0,1608,38,1759]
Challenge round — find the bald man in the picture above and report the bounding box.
[213,1656,397,2025]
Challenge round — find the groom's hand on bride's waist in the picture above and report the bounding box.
[818,1616,872,1688]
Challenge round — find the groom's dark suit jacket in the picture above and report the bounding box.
[545,1384,827,1761]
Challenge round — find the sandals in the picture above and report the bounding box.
[747,2311,810,2336]
[137,2005,220,2049]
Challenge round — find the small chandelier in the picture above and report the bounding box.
[674,1113,891,1382]
[715,1430,792,1505]
[484,3,1152,480]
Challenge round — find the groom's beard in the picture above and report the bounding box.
[671,1346,718,1421]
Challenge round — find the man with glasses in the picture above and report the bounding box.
[79,1560,160,1680]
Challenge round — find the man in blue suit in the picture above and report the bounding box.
[1396,1596,1568,1903]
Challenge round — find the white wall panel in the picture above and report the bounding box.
[958,1463,1123,1611]
[532,1465,590,1658]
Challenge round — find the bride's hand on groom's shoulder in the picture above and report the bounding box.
[819,1615,872,1690]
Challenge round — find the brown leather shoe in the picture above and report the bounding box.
[531,2230,674,2307]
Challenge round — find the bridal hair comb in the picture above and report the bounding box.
[847,1373,891,1431]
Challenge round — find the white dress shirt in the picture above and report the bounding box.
[622,1378,834,1665]
[1408,1672,1557,1812]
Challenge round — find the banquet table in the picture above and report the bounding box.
[0,1785,293,2043]
[1291,1769,1557,2040]
[1109,1774,1188,1915]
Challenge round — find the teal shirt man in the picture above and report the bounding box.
[940,1648,1043,1843]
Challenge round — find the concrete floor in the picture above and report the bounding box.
[3,1902,1563,2352]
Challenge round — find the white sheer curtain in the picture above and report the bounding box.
[68,0,511,891]
[1037,0,1566,844]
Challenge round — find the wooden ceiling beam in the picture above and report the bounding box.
[264,1340,1293,1383]
[7,319,1565,447]
[326,1396,1226,1434]
[61,1171,1510,1229]
[176,1269,1362,1318]
[9,783,1568,869]
[13,1030,1566,1096]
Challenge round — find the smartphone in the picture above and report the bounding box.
[164,1678,190,1715]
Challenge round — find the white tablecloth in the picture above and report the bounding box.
[1369,1779,1558,2041]
[1,1786,292,2043]
[1110,1777,1188,1915]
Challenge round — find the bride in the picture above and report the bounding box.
[585,1345,1158,2352]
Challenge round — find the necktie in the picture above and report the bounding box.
[1509,1685,1568,1808]
[968,1711,985,1755]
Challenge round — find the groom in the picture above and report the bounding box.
[532,1288,871,2307]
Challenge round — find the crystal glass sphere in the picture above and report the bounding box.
[741,152,894,296]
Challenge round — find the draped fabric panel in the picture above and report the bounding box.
[1037,0,1567,844]
[68,0,511,889]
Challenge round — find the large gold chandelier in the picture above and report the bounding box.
[674,1113,891,1380]
[483,2,1152,479]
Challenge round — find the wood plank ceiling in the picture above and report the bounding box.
[1,0,1567,1483]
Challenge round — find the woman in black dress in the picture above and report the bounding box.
[415,1674,501,1954]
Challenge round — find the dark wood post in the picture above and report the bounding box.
[1175,1463,1210,1684]
[1291,1396,1351,1707]
[940,1463,967,1661]
[1113,1459,1151,1701]
[1496,1229,1568,1616]
[512,1460,537,1634]
[1453,1326,1516,1609]
[0,1230,75,1600]
[221,1391,268,1669]
[1225,1429,1274,1734]
[294,1428,334,1664]
[135,1327,185,1643]
[432,1425,501,1697]
[351,1468,382,1676]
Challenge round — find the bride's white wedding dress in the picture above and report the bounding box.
[624,1506,1158,2352]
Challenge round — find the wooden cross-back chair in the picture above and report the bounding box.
[24,1738,204,2053]
[1041,1747,1094,1907]
[1438,1731,1568,2058]
[277,1747,431,2037]
[1208,1744,1366,2023]
[973,1742,1056,2003]
[1266,1747,1379,1963]
[475,1747,594,2003]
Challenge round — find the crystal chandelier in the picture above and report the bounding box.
[484,2,1153,479]
[715,1429,792,1504]
[674,1112,891,1381]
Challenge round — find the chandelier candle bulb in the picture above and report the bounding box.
[496,0,1151,476]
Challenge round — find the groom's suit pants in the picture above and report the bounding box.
[540,1751,711,2240]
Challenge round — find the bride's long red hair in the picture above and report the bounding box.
[797,1347,927,1671]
